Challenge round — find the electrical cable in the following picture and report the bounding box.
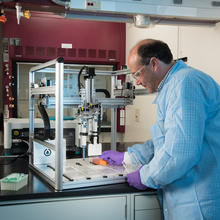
[0,139,30,165]
[95,89,111,98]
[38,102,51,140]
[78,65,88,92]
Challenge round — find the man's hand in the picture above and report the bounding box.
[99,150,124,165]
[127,167,148,190]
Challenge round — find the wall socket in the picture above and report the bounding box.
[85,0,101,10]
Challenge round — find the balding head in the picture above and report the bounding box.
[129,39,155,56]
[128,39,154,66]
[129,39,173,66]
[128,39,174,93]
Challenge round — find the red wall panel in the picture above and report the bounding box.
[3,11,125,64]
[2,11,126,133]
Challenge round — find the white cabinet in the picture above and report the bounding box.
[135,209,162,220]
[0,192,162,220]
[134,194,162,220]
[1,195,127,220]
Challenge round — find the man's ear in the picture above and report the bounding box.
[150,57,159,71]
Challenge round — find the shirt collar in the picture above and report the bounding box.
[157,61,176,92]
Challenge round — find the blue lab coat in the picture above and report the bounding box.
[128,60,220,220]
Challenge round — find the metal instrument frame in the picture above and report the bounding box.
[29,57,134,191]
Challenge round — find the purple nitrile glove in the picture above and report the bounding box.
[126,166,147,190]
[99,150,124,165]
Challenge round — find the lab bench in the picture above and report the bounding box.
[0,150,162,220]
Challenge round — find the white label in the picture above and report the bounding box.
[61,43,72,49]
[3,53,9,62]
[88,143,102,156]
[120,109,124,117]
[120,117,125,126]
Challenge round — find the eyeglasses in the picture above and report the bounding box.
[131,66,145,80]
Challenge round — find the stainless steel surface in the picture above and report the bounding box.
[31,157,138,189]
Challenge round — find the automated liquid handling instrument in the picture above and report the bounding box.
[28,57,137,190]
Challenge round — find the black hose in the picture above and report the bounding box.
[38,103,51,140]
[95,89,110,98]
[78,65,88,92]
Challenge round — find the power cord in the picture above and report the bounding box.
[0,139,30,165]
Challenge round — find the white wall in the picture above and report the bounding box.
[123,22,220,143]
[178,23,220,83]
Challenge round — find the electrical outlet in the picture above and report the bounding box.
[85,0,101,10]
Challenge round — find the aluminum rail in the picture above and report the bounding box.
[46,97,130,108]
[34,139,55,151]
[29,57,63,73]
[30,86,56,95]
[55,58,64,191]
[32,67,131,76]
[29,57,64,191]
[46,97,82,107]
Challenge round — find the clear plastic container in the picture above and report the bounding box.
[0,173,28,191]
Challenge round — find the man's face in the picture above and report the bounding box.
[128,53,157,93]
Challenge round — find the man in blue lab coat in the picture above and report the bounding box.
[100,39,220,219]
